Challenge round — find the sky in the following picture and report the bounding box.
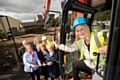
[0,0,63,22]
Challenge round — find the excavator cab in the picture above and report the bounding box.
[59,0,114,80]
[44,14,55,29]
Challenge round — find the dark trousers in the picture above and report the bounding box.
[41,66,48,80]
[29,69,40,80]
[72,60,92,80]
[51,78,54,80]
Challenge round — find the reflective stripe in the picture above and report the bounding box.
[94,32,102,48]
[76,39,84,60]
[79,39,84,60]
[79,39,83,52]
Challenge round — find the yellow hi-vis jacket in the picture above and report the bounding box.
[76,39,85,60]
[42,39,55,49]
[75,31,95,60]
[90,30,108,66]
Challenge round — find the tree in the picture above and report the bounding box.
[94,10,111,21]
[52,16,60,27]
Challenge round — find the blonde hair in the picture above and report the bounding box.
[75,24,91,41]
[34,36,40,44]
[39,43,46,49]
[46,44,53,49]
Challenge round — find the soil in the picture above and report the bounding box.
[0,27,60,80]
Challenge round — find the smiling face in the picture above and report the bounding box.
[39,44,46,50]
[75,25,87,39]
[74,24,91,41]
[26,44,33,53]
[47,44,53,53]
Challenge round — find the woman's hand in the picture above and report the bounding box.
[47,62,53,66]
[53,40,59,48]
[38,61,42,66]
[30,64,36,68]
[39,63,42,66]
[42,63,46,66]
[98,46,107,54]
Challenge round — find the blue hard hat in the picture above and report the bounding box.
[72,17,88,30]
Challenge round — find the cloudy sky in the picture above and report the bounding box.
[0,0,62,22]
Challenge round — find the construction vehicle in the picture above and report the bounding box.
[43,0,51,18]
[58,0,120,80]
[43,0,120,80]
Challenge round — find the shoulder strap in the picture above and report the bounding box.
[94,32,102,48]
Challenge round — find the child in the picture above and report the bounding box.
[46,44,60,80]
[23,44,41,80]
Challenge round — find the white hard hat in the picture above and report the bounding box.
[41,36,47,40]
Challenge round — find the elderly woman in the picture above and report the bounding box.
[23,44,41,80]
[46,44,60,80]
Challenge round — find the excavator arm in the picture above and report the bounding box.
[43,0,51,18]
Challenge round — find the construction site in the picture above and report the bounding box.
[0,0,120,80]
